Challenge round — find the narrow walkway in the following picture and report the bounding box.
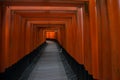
[27,41,68,80]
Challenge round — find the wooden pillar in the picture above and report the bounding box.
[30,24,34,51]
[2,6,11,71]
[77,7,84,65]
[39,28,44,44]
[83,4,93,74]
[0,2,4,73]
[89,0,99,79]
[8,12,23,66]
[95,0,112,80]
[20,18,26,58]
[60,25,66,48]
[107,0,120,80]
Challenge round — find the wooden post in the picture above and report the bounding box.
[89,0,99,79]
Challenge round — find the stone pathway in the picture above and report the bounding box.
[27,41,68,80]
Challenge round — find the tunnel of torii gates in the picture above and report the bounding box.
[0,0,120,80]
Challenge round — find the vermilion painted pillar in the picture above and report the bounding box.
[107,0,120,80]
[0,2,4,73]
[96,0,112,80]
[77,7,84,65]
[2,6,11,72]
[89,0,99,79]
